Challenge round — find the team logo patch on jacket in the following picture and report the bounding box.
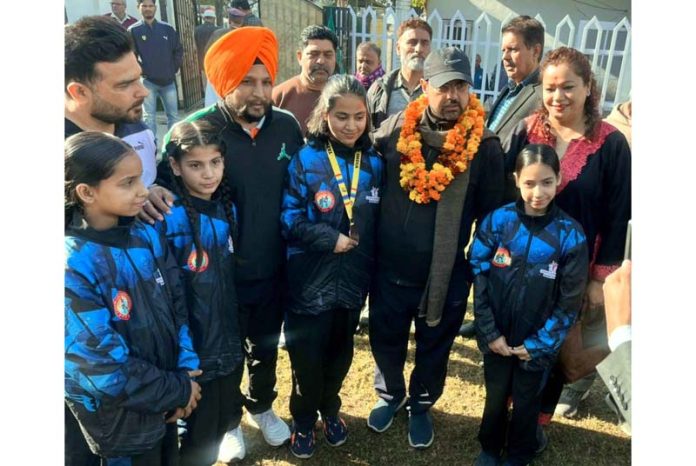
[366,186,381,204]
[315,190,335,212]
[492,247,512,268]
[187,249,209,272]
[540,261,558,279]
[112,291,132,320]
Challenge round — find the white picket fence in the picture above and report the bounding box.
[343,6,631,112]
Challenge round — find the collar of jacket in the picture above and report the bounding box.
[507,67,541,95]
[174,194,221,217]
[514,197,558,230]
[327,137,361,159]
[66,211,136,248]
[417,105,456,150]
[217,101,274,134]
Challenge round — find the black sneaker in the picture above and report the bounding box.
[289,428,316,459]
[323,416,348,447]
[474,450,501,466]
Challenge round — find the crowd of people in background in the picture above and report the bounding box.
[64,3,631,465]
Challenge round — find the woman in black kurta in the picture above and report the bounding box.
[505,46,631,436]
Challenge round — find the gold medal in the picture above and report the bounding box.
[349,225,360,243]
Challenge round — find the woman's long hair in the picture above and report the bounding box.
[305,74,372,151]
[535,46,601,140]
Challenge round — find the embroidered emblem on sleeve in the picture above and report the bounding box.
[492,247,512,268]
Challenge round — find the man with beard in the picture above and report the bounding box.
[202,8,264,106]
[367,18,431,129]
[272,25,338,135]
[141,27,304,463]
[367,47,504,449]
[64,16,157,466]
[65,16,155,185]
[129,0,183,136]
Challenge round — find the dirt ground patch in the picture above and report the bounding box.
[215,317,631,465]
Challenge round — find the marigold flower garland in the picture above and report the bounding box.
[396,93,485,203]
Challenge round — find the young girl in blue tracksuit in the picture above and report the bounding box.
[155,120,245,466]
[471,144,589,466]
[280,75,383,459]
[64,132,202,466]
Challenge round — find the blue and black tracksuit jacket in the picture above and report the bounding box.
[470,200,589,371]
[65,215,199,458]
[280,139,384,314]
[154,195,243,384]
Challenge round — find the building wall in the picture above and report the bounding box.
[261,0,324,84]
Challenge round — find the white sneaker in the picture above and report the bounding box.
[218,426,245,462]
[247,408,291,446]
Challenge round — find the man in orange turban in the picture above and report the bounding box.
[142,25,305,466]
[205,26,278,100]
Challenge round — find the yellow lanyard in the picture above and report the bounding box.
[326,142,361,226]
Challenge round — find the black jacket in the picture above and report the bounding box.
[65,216,197,457]
[157,104,305,282]
[155,195,243,383]
[280,140,384,314]
[470,200,589,370]
[372,109,505,286]
[366,68,401,129]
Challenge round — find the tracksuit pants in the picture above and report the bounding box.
[368,271,468,414]
[285,307,360,432]
[479,353,547,466]
[236,276,286,414]
[178,369,244,466]
[101,424,178,466]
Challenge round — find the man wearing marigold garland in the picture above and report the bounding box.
[367,47,504,449]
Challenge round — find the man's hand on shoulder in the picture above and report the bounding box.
[139,184,174,224]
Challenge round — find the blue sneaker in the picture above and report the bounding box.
[289,427,316,459]
[367,397,407,433]
[323,416,348,447]
[408,410,434,449]
[474,450,501,466]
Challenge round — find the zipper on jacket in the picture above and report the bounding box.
[510,227,535,344]
[123,248,176,368]
[207,213,237,356]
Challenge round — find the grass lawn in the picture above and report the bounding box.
[214,316,631,465]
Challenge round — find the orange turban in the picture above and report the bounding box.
[204,27,279,98]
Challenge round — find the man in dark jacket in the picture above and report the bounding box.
[129,0,183,136]
[142,26,304,463]
[367,47,504,449]
[194,9,219,71]
[486,16,544,151]
[366,18,431,129]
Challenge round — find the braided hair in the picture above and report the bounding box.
[165,120,231,269]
